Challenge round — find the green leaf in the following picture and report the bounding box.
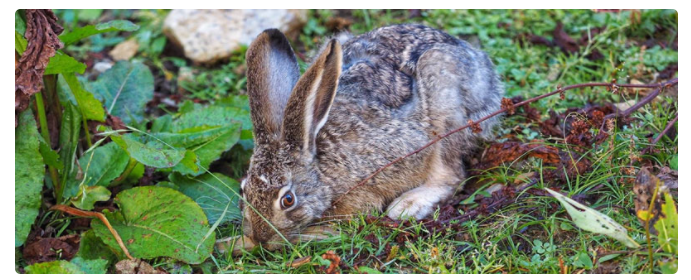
[545,188,640,248]
[113,133,186,169]
[59,20,139,46]
[167,173,242,224]
[171,150,200,175]
[87,61,154,125]
[669,155,678,171]
[58,103,83,200]
[69,257,108,274]
[25,260,84,274]
[38,137,63,171]
[654,192,678,254]
[24,258,107,274]
[15,10,26,35]
[75,229,120,264]
[151,114,173,133]
[15,109,44,247]
[44,52,87,75]
[66,142,130,195]
[91,186,215,264]
[70,185,111,211]
[63,72,106,121]
[15,30,27,54]
[660,259,678,274]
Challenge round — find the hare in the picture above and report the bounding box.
[239,24,504,250]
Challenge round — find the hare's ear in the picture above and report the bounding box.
[246,29,300,144]
[282,39,342,154]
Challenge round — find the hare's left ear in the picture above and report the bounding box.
[282,39,342,154]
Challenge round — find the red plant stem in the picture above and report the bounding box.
[330,78,679,208]
[651,113,678,146]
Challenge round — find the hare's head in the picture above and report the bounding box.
[241,29,342,249]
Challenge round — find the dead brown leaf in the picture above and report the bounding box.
[15,9,64,126]
[633,168,663,234]
[22,234,80,265]
[289,256,312,268]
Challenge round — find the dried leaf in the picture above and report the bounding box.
[633,168,663,233]
[15,9,64,125]
[545,188,639,248]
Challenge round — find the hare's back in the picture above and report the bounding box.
[338,24,463,108]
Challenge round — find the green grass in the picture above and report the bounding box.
[41,9,677,274]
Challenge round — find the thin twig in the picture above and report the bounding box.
[330,79,679,208]
[50,204,134,260]
[650,113,678,146]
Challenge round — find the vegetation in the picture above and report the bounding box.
[15,9,677,274]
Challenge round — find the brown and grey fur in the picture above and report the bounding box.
[241,24,503,249]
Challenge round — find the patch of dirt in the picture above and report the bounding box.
[22,234,80,265]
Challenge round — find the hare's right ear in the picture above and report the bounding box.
[246,29,300,145]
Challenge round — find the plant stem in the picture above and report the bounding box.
[109,158,138,187]
[35,91,61,193]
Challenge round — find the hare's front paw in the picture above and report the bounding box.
[386,185,453,220]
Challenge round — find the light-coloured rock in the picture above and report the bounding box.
[163,9,307,64]
[109,38,139,61]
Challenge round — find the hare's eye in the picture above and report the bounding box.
[280,191,295,209]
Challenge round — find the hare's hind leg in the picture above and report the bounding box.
[386,147,461,219]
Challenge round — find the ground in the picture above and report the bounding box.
[15,9,678,274]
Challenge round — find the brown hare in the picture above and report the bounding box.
[238,24,504,250]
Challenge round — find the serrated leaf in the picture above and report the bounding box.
[167,173,242,224]
[44,52,86,75]
[87,61,153,125]
[63,72,106,121]
[113,133,185,169]
[545,188,640,248]
[59,20,139,46]
[38,137,63,171]
[15,109,44,247]
[654,192,678,254]
[70,185,111,211]
[91,186,215,264]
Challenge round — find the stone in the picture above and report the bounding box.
[163,9,306,64]
[109,38,139,61]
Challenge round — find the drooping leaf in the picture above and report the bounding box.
[545,188,640,248]
[38,136,62,171]
[75,230,120,264]
[15,109,44,247]
[91,186,215,264]
[167,173,242,224]
[58,103,83,200]
[654,192,678,254]
[70,185,111,211]
[59,20,139,46]
[63,72,106,121]
[87,61,154,125]
[112,133,186,169]
[44,52,86,75]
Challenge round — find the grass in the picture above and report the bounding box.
[42,9,677,273]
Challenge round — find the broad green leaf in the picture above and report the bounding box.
[44,52,87,75]
[24,258,107,274]
[171,150,200,175]
[58,103,83,200]
[77,9,104,22]
[654,192,678,254]
[216,95,250,111]
[15,31,27,54]
[113,133,185,169]
[91,186,215,264]
[66,142,130,195]
[70,185,111,211]
[15,109,44,247]
[167,173,242,224]
[69,257,108,274]
[669,155,678,171]
[151,114,172,133]
[25,260,83,274]
[75,230,120,264]
[87,61,153,125]
[545,188,640,248]
[63,72,106,121]
[59,20,139,46]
